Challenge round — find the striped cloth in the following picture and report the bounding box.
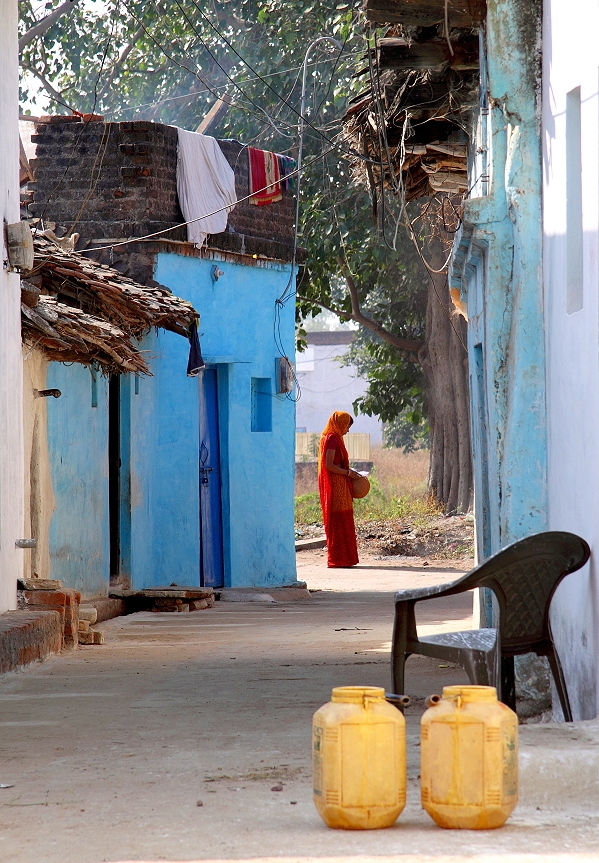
[248,147,282,206]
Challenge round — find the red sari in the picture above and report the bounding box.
[318,416,359,568]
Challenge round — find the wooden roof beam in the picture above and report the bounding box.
[363,0,486,28]
[378,36,479,70]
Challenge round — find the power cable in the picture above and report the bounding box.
[72,147,335,253]
[183,0,378,167]
[170,0,296,138]
[108,53,362,118]
[120,1,300,135]
[32,3,120,233]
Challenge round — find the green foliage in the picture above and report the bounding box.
[19,0,429,434]
[294,492,322,526]
[294,468,441,527]
[19,0,364,143]
[383,410,430,452]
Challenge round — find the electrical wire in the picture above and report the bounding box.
[32,3,120,233]
[170,0,296,138]
[121,1,300,135]
[108,54,362,118]
[73,148,335,253]
[182,0,379,167]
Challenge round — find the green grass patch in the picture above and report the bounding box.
[294,469,442,527]
[295,492,322,526]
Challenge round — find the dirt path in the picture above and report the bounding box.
[0,554,597,862]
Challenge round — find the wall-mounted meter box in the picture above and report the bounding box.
[276,356,294,394]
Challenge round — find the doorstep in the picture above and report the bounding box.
[217,585,312,602]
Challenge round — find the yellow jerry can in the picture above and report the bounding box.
[421,685,518,829]
[312,686,406,829]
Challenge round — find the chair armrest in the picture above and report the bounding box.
[394,572,473,603]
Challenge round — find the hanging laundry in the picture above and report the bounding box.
[248,147,282,206]
[187,319,206,377]
[276,154,296,191]
[176,128,237,248]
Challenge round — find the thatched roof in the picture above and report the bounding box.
[342,0,484,201]
[21,234,197,375]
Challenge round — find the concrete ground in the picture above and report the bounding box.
[0,551,598,863]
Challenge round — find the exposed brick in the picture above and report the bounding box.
[120,143,149,156]
[0,611,62,673]
[18,588,80,649]
[27,120,297,270]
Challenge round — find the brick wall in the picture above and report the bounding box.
[18,587,81,649]
[27,119,296,277]
[0,611,63,673]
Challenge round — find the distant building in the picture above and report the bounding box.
[295,332,383,443]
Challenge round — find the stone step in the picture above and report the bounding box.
[110,587,214,600]
[295,536,327,551]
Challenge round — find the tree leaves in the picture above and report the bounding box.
[20,0,429,428]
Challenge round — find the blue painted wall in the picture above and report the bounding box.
[43,253,297,595]
[144,253,298,588]
[450,0,547,588]
[127,326,201,588]
[46,362,110,596]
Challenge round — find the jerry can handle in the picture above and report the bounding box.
[385,692,411,712]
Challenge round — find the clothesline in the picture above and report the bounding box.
[76,145,335,253]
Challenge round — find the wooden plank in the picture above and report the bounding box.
[364,0,486,27]
[378,36,479,70]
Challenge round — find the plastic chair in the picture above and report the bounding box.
[391,531,590,721]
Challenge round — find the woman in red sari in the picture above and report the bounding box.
[318,411,361,568]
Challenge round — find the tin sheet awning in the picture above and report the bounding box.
[21,234,197,375]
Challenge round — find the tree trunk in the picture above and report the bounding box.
[420,267,472,513]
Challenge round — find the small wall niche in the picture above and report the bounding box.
[251,377,272,432]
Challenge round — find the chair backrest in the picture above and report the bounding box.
[461,532,590,651]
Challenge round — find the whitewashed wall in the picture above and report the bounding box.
[295,335,383,443]
[544,0,599,718]
[0,0,24,611]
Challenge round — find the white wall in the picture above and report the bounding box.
[544,0,599,718]
[295,340,383,444]
[0,0,24,611]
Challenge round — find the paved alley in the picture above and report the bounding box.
[0,554,598,863]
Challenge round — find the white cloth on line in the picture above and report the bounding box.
[176,127,237,248]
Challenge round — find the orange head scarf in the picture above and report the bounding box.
[318,411,353,475]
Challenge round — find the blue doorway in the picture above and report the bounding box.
[198,368,224,588]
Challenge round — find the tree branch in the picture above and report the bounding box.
[19,0,82,53]
[296,291,423,356]
[337,260,423,353]
[21,63,75,111]
[97,24,146,101]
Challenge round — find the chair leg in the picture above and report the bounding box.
[462,635,500,693]
[391,602,409,696]
[547,647,573,722]
[501,655,516,712]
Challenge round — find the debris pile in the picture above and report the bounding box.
[342,0,484,201]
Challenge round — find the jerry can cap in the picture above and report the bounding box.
[331,686,386,703]
[442,684,497,703]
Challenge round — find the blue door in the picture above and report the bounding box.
[198,368,224,588]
